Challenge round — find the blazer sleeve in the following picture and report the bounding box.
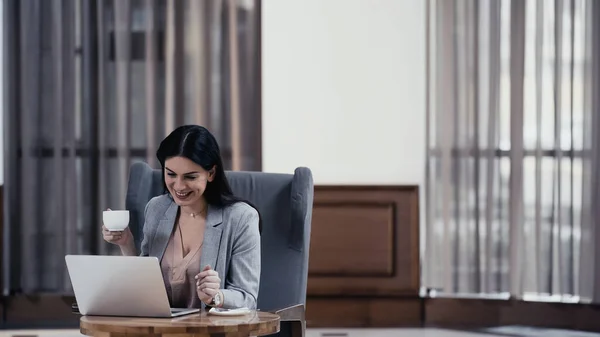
[221,206,261,309]
[138,200,153,257]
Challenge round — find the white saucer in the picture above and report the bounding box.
[208,307,253,316]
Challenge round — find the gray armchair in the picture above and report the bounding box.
[126,161,314,337]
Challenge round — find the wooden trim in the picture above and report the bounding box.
[2,294,78,326]
[424,297,600,332]
[0,185,3,293]
[306,297,422,328]
[1,295,600,332]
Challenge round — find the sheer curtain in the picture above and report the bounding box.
[424,0,600,302]
[2,0,261,294]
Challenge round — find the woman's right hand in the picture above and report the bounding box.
[102,208,133,247]
[102,225,133,246]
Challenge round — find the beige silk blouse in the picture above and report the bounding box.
[160,221,204,308]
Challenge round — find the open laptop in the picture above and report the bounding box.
[65,255,200,318]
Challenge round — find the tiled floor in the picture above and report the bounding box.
[307,327,600,337]
[307,328,503,337]
[1,327,599,337]
[0,328,500,337]
[0,330,84,337]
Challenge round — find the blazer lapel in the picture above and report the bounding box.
[200,204,223,271]
[154,201,178,261]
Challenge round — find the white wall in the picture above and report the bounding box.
[261,0,426,186]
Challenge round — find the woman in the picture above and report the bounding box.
[102,125,261,310]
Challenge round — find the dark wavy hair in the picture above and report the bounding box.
[156,125,261,232]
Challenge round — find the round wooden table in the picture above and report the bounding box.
[80,310,280,337]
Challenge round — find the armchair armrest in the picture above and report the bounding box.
[271,303,305,322]
[270,304,305,337]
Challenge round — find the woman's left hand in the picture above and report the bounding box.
[195,265,222,305]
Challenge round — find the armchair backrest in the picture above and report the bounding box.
[125,161,314,311]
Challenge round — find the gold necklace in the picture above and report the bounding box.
[188,206,207,218]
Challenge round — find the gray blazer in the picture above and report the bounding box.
[139,194,261,309]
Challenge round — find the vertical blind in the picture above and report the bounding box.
[2,0,261,294]
[424,0,600,302]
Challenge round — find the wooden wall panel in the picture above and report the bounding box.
[308,186,420,296]
[309,203,394,276]
[306,186,421,327]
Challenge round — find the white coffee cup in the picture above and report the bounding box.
[103,210,130,231]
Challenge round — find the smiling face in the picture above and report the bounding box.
[164,156,215,208]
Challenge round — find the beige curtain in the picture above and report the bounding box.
[424,0,600,302]
[3,0,261,293]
